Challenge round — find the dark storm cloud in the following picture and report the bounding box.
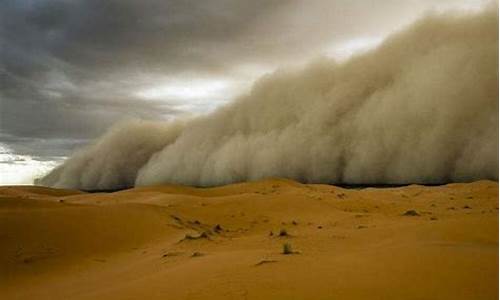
[1,0,292,78]
[0,0,490,160]
[0,0,297,157]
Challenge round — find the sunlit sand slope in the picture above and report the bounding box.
[0,179,497,300]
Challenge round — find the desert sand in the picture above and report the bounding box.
[0,179,498,300]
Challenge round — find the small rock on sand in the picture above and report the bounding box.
[402,210,420,216]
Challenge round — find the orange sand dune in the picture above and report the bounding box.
[0,179,498,300]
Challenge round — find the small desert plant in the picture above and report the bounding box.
[213,224,223,232]
[282,242,293,255]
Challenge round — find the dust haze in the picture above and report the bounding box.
[37,8,499,190]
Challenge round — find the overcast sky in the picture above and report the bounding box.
[0,0,490,184]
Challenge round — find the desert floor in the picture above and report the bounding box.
[0,179,498,300]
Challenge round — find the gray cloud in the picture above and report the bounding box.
[0,0,296,158]
[0,0,492,162]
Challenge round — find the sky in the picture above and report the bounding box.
[0,0,492,185]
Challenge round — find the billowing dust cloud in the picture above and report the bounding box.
[37,8,499,190]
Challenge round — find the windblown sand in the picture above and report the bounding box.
[0,179,498,299]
